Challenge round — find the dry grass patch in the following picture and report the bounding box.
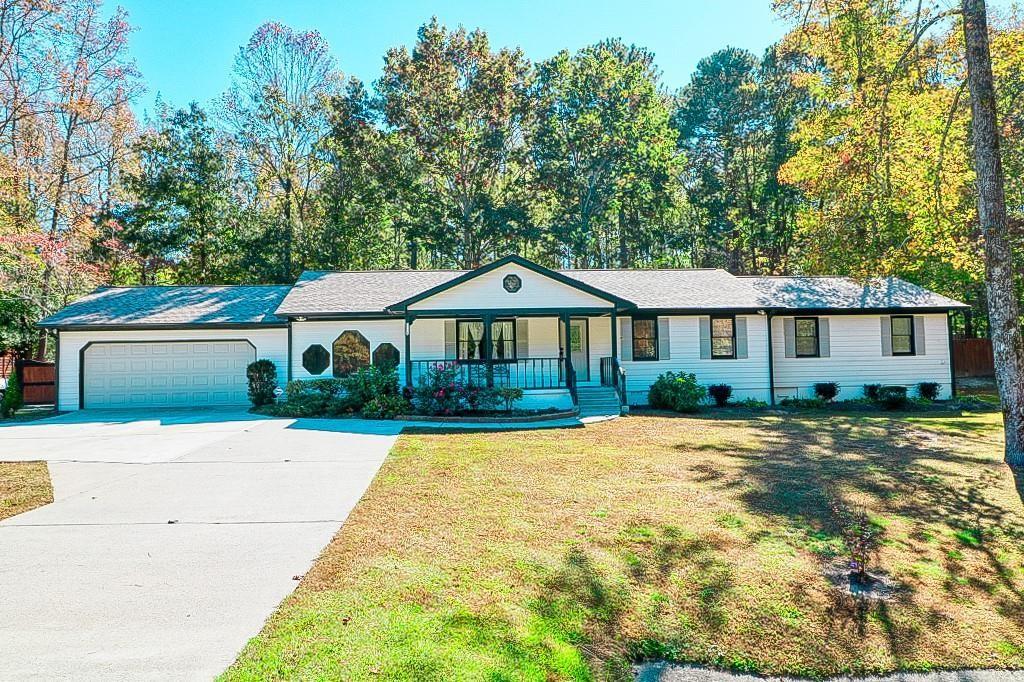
[225,409,1024,680]
[0,461,53,520]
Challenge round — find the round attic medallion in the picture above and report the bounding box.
[503,273,522,293]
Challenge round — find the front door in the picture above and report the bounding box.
[569,319,589,382]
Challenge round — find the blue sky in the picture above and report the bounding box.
[110,0,790,119]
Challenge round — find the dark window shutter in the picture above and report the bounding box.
[444,320,457,359]
[699,316,711,359]
[620,318,633,361]
[735,316,748,359]
[515,319,529,359]
[818,318,831,357]
[657,317,670,360]
[914,316,926,355]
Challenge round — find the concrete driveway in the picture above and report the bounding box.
[0,408,401,681]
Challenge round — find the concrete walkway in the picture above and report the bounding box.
[0,408,401,681]
[635,663,1023,682]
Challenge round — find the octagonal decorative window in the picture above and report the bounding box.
[332,330,370,378]
[502,273,522,293]
[372,342,400,370]
[301,344,330,375]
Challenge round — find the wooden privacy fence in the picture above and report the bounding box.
[15,359,56,405]
[954,338,995,377]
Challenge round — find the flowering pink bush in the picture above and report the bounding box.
[411,363,501,415]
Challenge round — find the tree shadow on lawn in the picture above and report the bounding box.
[529,531,725,677]
[719,413,1024,652]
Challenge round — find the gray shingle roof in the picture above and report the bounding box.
[276,267,766,314]
[38,285,292,328]
[40,267,967,329]
[276,268,967,316]
[745,276,968,310]
[276,270,464,315]
[565,269,763,309]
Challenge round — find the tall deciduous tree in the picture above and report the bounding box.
[318,79,422,270]
[0,0,139,358]
[220,22,339,281]
[674,46,807,273]
[960,0,1023,463]
[532,39,680,267]
[111,103,236,284]
[377,19,534,268]
[774,0,1022,463]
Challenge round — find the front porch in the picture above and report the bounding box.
[402,312,627,409]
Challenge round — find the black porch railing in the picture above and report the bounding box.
[410,357,567,390]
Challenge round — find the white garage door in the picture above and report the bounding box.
[83,341,255,408]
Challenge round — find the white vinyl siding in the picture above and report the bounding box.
[619,315,771,405]
[407,263,613,311]
[57,328,287,411]
[291,320,406,381]
[771,314,952,400]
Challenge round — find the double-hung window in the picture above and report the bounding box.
[711,316,736,359]
[457,319,517,361]
[491,319,515,361]
[890,315,915,355]
[632,317,658,360]
[795,317,819,357]
[457,320,485,360]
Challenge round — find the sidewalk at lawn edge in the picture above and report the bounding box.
[635,663,1024,682]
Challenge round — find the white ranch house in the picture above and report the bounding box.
[39,255,967,413]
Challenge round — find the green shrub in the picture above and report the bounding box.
[878,385,908,410]
[246,359,277,407]
[412,362,465,416]
[814,382,840,402]
[463,385,502,412]
[258,393,329,417]
[648,371,706,413]
[917,382,941,401]
[736,398,768,409]
[863,384,882,400]
[361,394,410,420]
[496,386,524,411]
[1,368,23,418]
[708,384,733,407]
[343,366,399,410]
[285,378,344,401]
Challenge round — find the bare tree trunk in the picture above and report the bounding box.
[618,205,629,267]
[962,0,1024,464]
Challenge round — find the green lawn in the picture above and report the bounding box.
[0,461,53,521]
[224,408,1024,680]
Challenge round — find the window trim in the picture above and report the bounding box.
[490,318,517,363]
[456,319,486,362]
[794,316,820,358]
[456,318,518,362]
[890,314,916,356]
[332,329,371,378]
[301,343,331,375]
[710,314,737,360]
[631,316,659,361]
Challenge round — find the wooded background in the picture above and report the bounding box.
[1,0,1021,358]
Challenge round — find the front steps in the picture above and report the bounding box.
[575,385,623,418]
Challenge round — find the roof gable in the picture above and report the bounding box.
[389,255,635,311]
